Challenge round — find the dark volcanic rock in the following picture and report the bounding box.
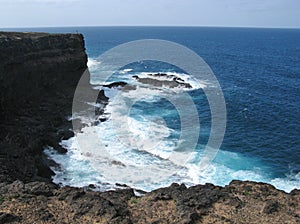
[128,181,300,224]
[24,182,57,197]
[0,32,87,113]
[0,212,20,223]
[1,180,298,224]
[57,129,74,140]
[102,81,128,88]
[0,32,87,183]
[102,81,136,91]
[133,73,192,89]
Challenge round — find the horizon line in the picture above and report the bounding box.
[1,25,300,30]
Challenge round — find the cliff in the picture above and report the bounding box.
[0,32,299,224]
[0,32,87,183]
[0,32,87,115]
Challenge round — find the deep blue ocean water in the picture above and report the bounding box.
[5,27,299,192]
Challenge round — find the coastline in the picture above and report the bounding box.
[0,31,299,223]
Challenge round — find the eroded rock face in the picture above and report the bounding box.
[0,32,87,183]
[0,32,87,114]
[0,180,299,224]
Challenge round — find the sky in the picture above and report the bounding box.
[0,0,299,28]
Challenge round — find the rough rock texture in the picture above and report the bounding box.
[0,32,299,224]
[0,32,87,183]
[132,73,192,88]
[0,180,299,224]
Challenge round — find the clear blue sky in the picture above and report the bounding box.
[1,0,299,28]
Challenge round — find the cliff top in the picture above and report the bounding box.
[0,31,80,38]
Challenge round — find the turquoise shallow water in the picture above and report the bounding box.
[6,27,299,191]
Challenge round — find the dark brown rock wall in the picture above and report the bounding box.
[0,32,87,183]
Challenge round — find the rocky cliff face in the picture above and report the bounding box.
[0,32,87,183]
[0,32,299,224]
[0,32,87,115]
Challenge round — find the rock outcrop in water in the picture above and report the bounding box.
[132,73,193,89]
[0,32,299,224]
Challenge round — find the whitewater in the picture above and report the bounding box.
[44,57,300,193]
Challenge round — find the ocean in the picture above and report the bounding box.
[6,27,299,192]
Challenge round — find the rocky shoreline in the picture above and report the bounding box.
[0,32,299,223]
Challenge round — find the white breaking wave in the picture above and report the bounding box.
[44,58,300,193]
[136,72,209,90]
[45,92,300,193]
[45,80,300,193]
[120,68,133,74]
[44,142,300,193]
[271,172,300,193]
[87,58,208,91]
[87,58,101,72]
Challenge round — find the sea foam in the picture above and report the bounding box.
[44,57,300,193]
